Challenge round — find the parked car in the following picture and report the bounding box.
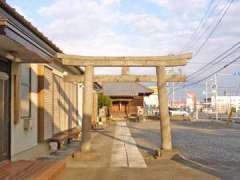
[169,108,189,116]
[169,108,191,121]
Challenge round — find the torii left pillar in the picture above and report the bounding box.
[81,65,94,152]
[156,66,172,150]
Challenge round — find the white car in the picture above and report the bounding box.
[169,108,189,116]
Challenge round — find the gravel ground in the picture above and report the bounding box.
[128,119,240,180]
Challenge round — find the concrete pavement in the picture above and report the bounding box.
[55,120,218,180]
[111,122,147,168]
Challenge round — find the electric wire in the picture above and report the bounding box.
[183,0,219,52]
[187,41,240,80]
[193,0,234,57]
[174,55,240,93]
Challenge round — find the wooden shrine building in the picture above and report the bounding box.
[103,82,153,118]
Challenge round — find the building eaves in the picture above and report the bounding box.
[0,1,62,53]
[0,1,85,74]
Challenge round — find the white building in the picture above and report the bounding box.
[144,87,159,115]
[186,97,194,112]
[211,96,240,113]
[144,86,159,106]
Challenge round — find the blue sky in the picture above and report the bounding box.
[7,0,205,56]
[6,0,240,98]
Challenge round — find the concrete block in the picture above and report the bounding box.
[49,142,58,152]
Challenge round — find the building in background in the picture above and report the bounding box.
[144,87,197,115]
[211,96,240,113]
[103,82,153,119]
[186,91,197,113]
[144,86,159,115]
[144,86,158,105]
[172,100,186,109]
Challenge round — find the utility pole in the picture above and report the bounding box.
[172,82,175,107]
[230,88,232,113]
[214,73,218,121]
[205,80,208,109]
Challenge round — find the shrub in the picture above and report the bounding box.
[98,93,112,109]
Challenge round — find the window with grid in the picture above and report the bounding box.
[20,64,31,118]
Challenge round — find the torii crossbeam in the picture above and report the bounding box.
[56,53,192,153]
[64,74,186,83]
[57,53,191,67]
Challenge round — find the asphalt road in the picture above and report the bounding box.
[128,119,240,180]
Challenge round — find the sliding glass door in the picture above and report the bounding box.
[0,61,11,162]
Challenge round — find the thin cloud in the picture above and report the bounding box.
[37,0,240,78]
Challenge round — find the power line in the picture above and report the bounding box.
[188,62,240,65]
[170,0,235,95]
[188,1,222,51]
[187,55,240,87]
[173,55,240,93]
[182,0,216,51]
[187,41,240,80]
[188,43,240,79]
[193,0,234,57]
[184,0,223,52]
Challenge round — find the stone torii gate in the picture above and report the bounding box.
[56,53,192,152]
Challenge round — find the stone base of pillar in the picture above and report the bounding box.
[154,148,180,159]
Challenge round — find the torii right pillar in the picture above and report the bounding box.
[81,65,94,152]
[156,66,172,150]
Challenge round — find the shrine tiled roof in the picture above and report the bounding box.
[103,82,153,97]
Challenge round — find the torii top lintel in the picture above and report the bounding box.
[56,53,192,67]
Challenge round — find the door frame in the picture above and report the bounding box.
[0,59,11,161]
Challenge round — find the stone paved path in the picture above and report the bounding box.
[56,121,218,180]
[111,122,147,168]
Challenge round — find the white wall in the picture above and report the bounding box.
[144,94,159,106]
[11,64,38,157]
[211,96,240,112]
[10,63,84,159]
[144,86,159,107]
